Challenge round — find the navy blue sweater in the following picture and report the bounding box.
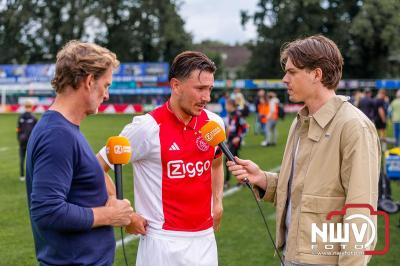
[26,111,115,266]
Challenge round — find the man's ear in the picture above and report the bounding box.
[83,74,95,90]
[170,78,181,95]
[313,68,323,83]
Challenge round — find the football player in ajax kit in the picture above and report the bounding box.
[98,51,225,266]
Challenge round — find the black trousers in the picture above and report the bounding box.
[19,145,27,177]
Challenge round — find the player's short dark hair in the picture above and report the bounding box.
[168,51,216,81]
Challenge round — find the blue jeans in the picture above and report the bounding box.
[254,114,262,134]
[267,120,278,144]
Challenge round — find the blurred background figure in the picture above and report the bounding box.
[16,100,37,181]
[253,89,265,135]
[358,88,376,121]
[390,90,400,146]
[375,89,388,146]
[152,95,164,107]
[349,89,363,108]
[224,99,247,189]
[218,91,230,126]
[266,92,279,146]
[231,87,249,143]
[258,94,270,146]
[231,87,246,111]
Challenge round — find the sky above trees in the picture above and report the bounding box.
[0,0,399,78]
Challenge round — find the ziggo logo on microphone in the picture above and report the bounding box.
[167,160,211,178]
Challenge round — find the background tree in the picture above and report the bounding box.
[24,0,94,63]
[349,0,400,78]
[156,1,193,63]
[242,0,400,78]
[0,0,192,64]
[0,0,34,63]
[194,40,227,79]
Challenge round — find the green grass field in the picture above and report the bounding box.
[0,113,399,265]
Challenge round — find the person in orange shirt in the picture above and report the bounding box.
[266,92,279,146]
[258,95,270,146]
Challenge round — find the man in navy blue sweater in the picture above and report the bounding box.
[25,41,134,266]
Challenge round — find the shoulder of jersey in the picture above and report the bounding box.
[204,109,225,131]
[147,104,171,123]
[129,113,159,134]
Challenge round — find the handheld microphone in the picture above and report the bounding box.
[200,120,248,183]
[199,121,284,265]
[106,136,132,266]
[199,120,236,161]
[106,136,132,200]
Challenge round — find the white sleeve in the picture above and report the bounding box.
[98,114,158,169]
[120,114,158,162]
[204,109,225,133]
[99,146,114,171]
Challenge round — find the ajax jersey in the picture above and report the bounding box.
[100,102,224,233]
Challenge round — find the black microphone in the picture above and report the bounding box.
[200,121,248,183]
[105,136,132,199]
[200,121,284,265]
[219,141,236,162]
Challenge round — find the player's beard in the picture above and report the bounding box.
[181,103,198,117]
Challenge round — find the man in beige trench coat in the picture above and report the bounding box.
[227,35,380,266]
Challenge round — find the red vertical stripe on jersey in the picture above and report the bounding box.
[150,103,214,231]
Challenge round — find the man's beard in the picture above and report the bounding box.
[181,104,198,117]
[181,100,207,117]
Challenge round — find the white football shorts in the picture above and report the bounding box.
[136,227,218,266]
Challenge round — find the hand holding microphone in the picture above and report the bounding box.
[103,136,134,227]
[106,136,148,234]
[105,137,136,264]
[200,121,264,186]
[105,197,133,227]
[200,121,282,265]
[226,157,267,189]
